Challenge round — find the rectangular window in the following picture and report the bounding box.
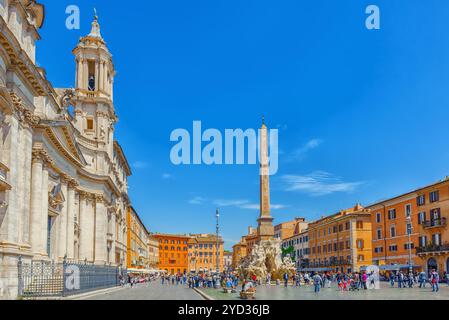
[404,243,414,250]
[374,247,383,253]
[356,221,363,229]
[388,245,398,252]
[388,209,396,220]
[390,226,396,237]
[405,204,412,218]
[419,236,427,247]
[333,226,337,233]
[418,211,426,225]
[417,194,425,206]
[345,222,350,230]
[86,118,94,130]
[430,208,441,222]
[376,213,381,223]
[432,233,441,246]
[406,223,412,235]
[377,229,382,240]
[430,191,440,203]
[339,224,343,232]
[356,239,364,249]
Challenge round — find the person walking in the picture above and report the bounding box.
[361,271,368,290]
[418,271,426,288]
[313,273,322,293]
[283,272,289,288]
[266,273,271,286]
[398,271,404,289]
[430,269,440,292]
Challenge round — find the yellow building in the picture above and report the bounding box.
[188,234,224,273]
[126,207,150,270]
[308,204,372,273]
[367,177,449,275]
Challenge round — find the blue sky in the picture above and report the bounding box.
[39,1,449,250]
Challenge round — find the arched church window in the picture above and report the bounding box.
[88,75,95,91]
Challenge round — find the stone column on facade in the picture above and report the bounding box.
[94,195,107,264]
[99,61,104,93]
[66,180,77,260]
[109,211,116,264]
[17,124,25,244]
[94,59,99,92]
[82,59,88,90]
[57,175,69,260]
[40,163,49,258]
[29,151,43,255]
[76,58,81,88]
[22,127,33,246]
[78,192,88,261]
[3,116,19,244]
[104,63,109,95]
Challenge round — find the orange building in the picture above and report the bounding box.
[154,234,189,275]
[187,234,224,273]
[308,204,372,273]
[126,207,150,270]
[368,177,449,274]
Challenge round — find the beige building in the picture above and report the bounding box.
[223,251,232,271]
[0,2,131,299]
[275,217,308,241]
[148,235,159,269]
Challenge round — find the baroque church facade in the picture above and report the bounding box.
[0,1,131,298]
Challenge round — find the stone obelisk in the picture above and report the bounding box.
[257,117,274,241]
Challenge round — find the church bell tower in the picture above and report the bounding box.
[72,11,116,153]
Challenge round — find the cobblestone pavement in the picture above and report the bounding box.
[82,281,203,300]
[202,282,449,300]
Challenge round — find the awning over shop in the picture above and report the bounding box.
[299,267,332,272]
[127,268,161,274]
[374,264,421,271]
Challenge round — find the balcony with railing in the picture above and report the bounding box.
[0,161,11,191]
[422,218,447,229]
[416,243,449,255]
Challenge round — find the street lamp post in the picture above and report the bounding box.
[216,209,220,274]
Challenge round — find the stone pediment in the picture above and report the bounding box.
[41,119,87,167]
[49,183,65,214]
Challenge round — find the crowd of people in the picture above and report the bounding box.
[121,268,449,295]
[387,269,448,292]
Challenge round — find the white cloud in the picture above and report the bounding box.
[212,199,250,207]
[287,139,322,161]
[188,196,206,205]
[189,196,288,210]
[132,161,149,169]
[162,173,173,179]
[281,171,363,196]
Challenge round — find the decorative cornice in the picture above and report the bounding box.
[31,148,54,165]
[9,91,40,127]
